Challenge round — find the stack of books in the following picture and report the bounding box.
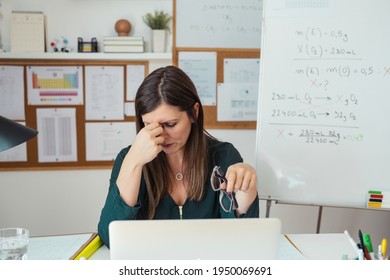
[103,36,144,53]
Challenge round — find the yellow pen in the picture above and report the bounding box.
[381,238,387,257]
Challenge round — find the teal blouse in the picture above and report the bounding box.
[97,137,259,247]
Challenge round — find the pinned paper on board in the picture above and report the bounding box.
[85,122,135,161]
[26,66,84,105]
[217,83,258,121]
[85,66,124,120]
[36,108,78,163]
[178,51,217,106]
[0,65,25,119]
[126,64,145,101]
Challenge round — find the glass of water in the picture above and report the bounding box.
[0,228,29,260]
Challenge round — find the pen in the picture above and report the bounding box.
[357,244,364,260]
[381,238,387,257]
[344,230,360,258]
[363,233,374,259]
[378,244,383,260]
[358,230,371,260]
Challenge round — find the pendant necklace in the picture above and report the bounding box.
[175,172,184,181]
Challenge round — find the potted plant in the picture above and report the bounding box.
[142,10,172,52]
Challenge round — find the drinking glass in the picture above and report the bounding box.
[0,228,29,260]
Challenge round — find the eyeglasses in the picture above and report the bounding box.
[210,165,239,212]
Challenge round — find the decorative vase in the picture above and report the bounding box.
[152,29,166,52]
[115,19,132,36]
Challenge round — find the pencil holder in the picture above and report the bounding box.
[77,37,98,53]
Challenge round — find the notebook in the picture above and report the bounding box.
[109,218,281,260]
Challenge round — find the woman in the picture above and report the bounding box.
[98,66,259,247]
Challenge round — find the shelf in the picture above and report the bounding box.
[0,52,172,61]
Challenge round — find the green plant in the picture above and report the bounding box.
[142,10,172,31]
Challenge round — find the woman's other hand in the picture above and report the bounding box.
[223,163,258,215]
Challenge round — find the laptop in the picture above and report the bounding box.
[109,218,281,260]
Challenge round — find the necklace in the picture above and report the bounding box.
[175,172,184,181]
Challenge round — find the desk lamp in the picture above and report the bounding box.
[0,115,38,152]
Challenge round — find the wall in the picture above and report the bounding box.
[0,0,389,250]
[0,0,173,52]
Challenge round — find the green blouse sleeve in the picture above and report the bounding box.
[97,147,141,247]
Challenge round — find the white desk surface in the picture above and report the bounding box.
[285,233,357,260]
[26,233,355,260]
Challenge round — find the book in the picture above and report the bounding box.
[104,44,144,53]
[27,232,102,260]
[103,40,144,46]
[103,36,143,42]
[73,233,103,260]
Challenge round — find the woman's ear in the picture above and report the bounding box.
[193,102,200,120]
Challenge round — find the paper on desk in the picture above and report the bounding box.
[27,233,94,260]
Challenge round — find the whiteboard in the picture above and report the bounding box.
[256,0,390,207]
[175,0,263,48]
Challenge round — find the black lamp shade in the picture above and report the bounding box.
[0,115,38,152]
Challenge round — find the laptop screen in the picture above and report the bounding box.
[109,218,281,260]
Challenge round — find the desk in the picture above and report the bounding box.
[285,233,358,260]
[26,233,356,260]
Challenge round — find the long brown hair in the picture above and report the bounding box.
[135,66,209,218]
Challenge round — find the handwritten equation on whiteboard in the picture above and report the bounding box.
[262,24,390,146]
[176,0,263,48]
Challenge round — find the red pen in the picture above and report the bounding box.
[362,244,372,260]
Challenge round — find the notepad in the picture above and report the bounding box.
[27,232,100,260]
[10,11,45,52]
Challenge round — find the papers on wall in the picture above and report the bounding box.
[124,102,135,117]
[218,58,260,121]
[126,64,145,101]
[10,11,45,53]
[217,83,258,121]
[26,66,84,105]
[36,108,77,162]
[178,51,217,106]
[0,122,28,162]
[0,65,25,120]
[85,66,124,120]
[223,58,260,83]
[85,122,135,161]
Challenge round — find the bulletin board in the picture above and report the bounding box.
[0,59,148,170]
[173,0,262,129]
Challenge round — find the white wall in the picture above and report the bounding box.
[0,0,173,52]
[0,0,389,250]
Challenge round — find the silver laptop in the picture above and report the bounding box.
[109,218,281,260]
